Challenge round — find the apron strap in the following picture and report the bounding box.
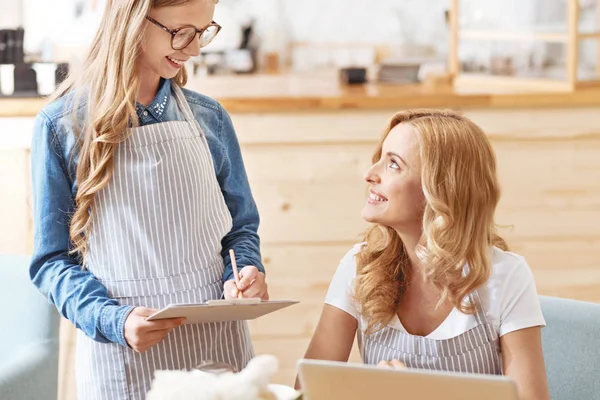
[470,290,488,325]
[171,83,196,123]
[462,263,491,327]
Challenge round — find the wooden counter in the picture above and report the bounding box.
[3,70,600,116]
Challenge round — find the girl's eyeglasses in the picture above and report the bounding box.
[145,16,222,50]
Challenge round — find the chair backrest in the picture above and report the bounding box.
[0,254,60,399]
[540,296,600,400]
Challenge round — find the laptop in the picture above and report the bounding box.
[297,359,519,400]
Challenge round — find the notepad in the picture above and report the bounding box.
[146,299,298,324]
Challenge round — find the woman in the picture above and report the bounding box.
[30,1,267,399]
[300,109,550,400]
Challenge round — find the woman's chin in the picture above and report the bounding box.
[361,208,381,224]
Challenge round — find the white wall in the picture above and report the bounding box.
[19,0,453,60]
[0,0,23,28]
[21,0,104,61]
[17,0,594,71]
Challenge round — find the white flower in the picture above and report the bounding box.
[146,355,296,400]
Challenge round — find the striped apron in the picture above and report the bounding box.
[358,291,502,374]
[77,84,254,400]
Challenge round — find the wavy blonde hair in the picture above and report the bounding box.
[49,0,193,265]
[354,109,508,334]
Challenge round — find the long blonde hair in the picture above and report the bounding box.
[354,109,508,334]
[49,0,192,265]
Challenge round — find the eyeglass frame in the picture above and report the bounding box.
[145,16,222,50]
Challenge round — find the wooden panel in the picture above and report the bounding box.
[58,319,77,400]
[14,107,600,400]
[0,149,32,253]
[510,240,600,270]
[245,143,371,244]
[246,139,600,244]
[232,108,600,145]
[252,337,309,386]
[6,107,600,149]
[492,139,600,240]
[261,244,352,283]
[252,337,362,386]
[495,141,600,209]
[233,111,389,145]
[248,244,350,339]
[468,109,600,141]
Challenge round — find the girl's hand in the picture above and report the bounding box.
[224,265,269,300]
[124,307,185,352]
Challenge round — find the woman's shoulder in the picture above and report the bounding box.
[488,246,533,283]
[179,86,235,138]
[180,86,225,116]
[479,247,535,302]
[350,242,365,254]
[479,247,545,336]
[344,242,365,263]
[34,92,85,156]
[37,91,83,126]
[329,243,365,278]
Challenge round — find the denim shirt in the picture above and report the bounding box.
[30,79,264,348]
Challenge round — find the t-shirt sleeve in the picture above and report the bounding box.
[499,257,547,337]
[324,245,362,319]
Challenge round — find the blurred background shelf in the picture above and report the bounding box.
[451,0,600,90]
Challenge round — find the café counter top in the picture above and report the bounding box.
[2,71,600,117]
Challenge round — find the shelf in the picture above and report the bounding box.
[460,30,600,43]
[0,92,42,99]
[455,74,574,91]
[460,30,568,43]
[451,0,600,91]
[578,31,600,39]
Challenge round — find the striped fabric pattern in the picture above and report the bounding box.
[358,292,502,375]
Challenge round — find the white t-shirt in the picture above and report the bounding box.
[325,244,546,340]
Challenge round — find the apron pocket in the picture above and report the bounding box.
[100,265,223,299]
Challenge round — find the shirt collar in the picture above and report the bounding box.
[135,78,172,122]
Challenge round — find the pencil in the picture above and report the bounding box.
[229,249,243,299]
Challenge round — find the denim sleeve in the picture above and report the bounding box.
[215,105,265,282]
[30,111,133,347]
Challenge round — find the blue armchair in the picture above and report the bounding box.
[0,254,60,400]
[540,295,600,400]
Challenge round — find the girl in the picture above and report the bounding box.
[30,1,268,399]
[300,110,550,400]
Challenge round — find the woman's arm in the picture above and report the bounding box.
[30,111,133,347]
[212,105,265,286]
[501,327,550,400]
[295,304,358,389]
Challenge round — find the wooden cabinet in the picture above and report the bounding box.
[3,106,600,396]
